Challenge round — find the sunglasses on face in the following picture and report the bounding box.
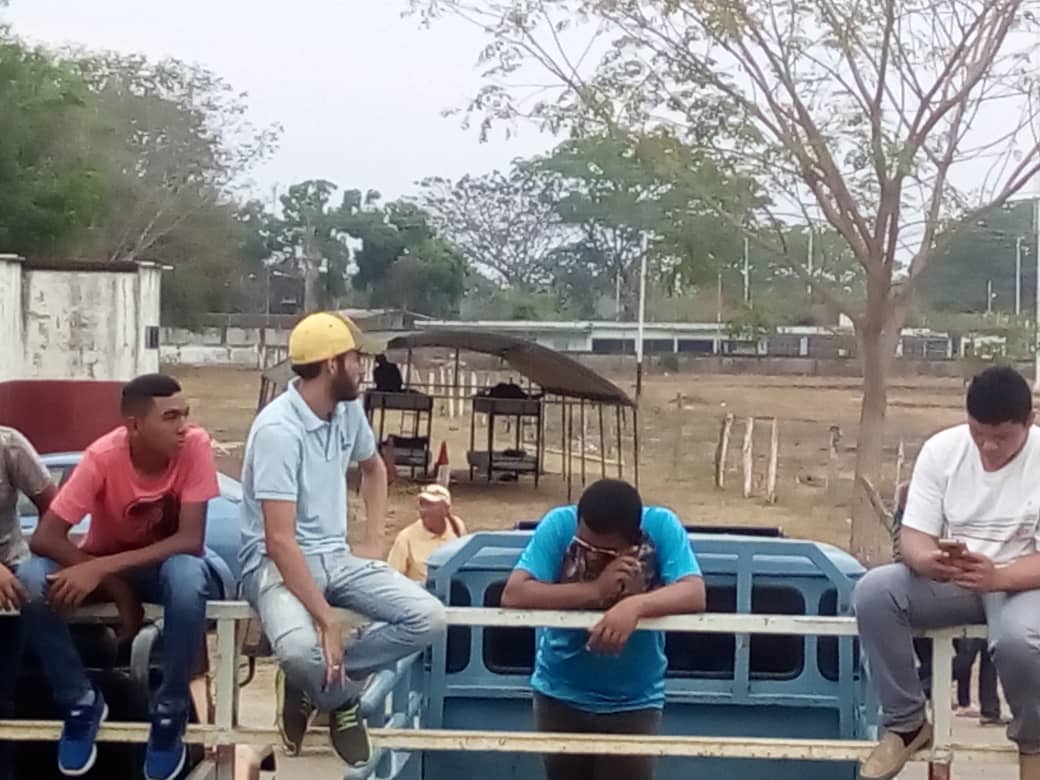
[571,536,639,558]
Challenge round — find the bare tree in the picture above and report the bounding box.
[412,0,1040,563]
[418,166,563,286]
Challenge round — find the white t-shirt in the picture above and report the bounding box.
[903,424,1040,564]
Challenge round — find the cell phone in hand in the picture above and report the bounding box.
[938,538,966,557]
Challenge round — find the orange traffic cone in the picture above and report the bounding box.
[435,441,450,487]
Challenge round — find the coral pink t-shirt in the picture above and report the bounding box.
[50,425,220,556]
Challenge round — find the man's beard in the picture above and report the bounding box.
[333,373,360,402]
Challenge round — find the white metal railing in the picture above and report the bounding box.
[0,603,1003,780]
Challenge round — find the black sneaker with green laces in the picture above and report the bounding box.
[275,666,315,756]
[329,699,371,766]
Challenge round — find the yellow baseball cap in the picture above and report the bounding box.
[289,312,359,365]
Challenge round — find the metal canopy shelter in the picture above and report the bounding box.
[258,328,639,496]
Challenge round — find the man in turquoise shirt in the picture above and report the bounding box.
[502,479,706,780]
[239,312,446,767]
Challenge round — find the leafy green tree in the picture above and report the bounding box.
[74,53,278,265]
[0,36,107,255]
[920,202,1036,315]
[531,131,761,316]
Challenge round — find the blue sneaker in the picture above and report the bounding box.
[144,711,187,780]
[57,689,108,777]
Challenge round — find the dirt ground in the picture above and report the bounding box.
[173,365,1015,778]
[174,364,968,551]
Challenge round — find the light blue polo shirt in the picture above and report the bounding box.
[239,381,377,575]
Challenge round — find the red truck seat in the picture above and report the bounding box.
[0,380,123,454]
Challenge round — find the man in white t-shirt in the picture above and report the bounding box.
[855,366,1040,780]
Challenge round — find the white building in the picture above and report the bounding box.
[0,254,165,382]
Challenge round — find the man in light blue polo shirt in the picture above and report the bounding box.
[239,312,446,767]
[501,479,705,780]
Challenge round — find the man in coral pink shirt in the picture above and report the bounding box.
[17,374,220,780]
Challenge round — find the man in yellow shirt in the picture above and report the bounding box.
[388,485,466,582]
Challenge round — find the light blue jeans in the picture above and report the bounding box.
[243,552,447,711]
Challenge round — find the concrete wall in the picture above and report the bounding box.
[0,256,163,382]
[0,256,24,381]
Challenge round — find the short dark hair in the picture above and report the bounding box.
[375,353,387,364]
[577,479,643,545]
[967,366,1033,425]
[291,362,323,380]
[121,373,182,417]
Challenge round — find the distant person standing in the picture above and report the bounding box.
[388,484,466,583]
[372,354,403,393]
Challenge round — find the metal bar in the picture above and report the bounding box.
[598,404,607,479]
[931,630,957,757]
[0,603,989,638]
[615,404,623,478]
[214,745,234,780]
[0,721,1015,763]
[215,616,237,730]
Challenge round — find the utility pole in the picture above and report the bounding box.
[636,233,649,400]
[987,279,994,315]
[715,270,723,355]
[743,236,751,305]
[1016,235,1023,316]
[807,227,814,299]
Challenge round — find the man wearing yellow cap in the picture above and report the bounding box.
[238,313,447,767]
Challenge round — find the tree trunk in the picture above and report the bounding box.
[849,295,906,566]
[303,269,320,313]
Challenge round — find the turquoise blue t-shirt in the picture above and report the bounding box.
[239,381,377,575]
[515,505,701,713]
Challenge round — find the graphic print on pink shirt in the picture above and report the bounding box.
[49,425,220,556]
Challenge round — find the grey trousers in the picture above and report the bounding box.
[533,692,662,780]
[854,563,1040,753]
[243,552,447,711]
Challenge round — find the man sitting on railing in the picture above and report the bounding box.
[501,478,706,780]
[0,425,58,780]
[855,366,1040,780]
[16,374,222,780]
[239,313,446,768]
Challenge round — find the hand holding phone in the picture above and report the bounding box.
[938,538,967,559]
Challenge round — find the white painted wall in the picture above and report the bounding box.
[0,258,163,381]
[0,256,24,381]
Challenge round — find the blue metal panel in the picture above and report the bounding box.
[407,532,870,779]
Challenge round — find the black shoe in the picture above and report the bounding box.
[329,700,371,766]
[275,667,315,756]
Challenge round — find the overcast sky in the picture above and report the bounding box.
[4,0,554,202]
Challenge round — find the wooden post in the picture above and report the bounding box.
[671,393,683,482]
[714,414,735,489]
[439,366,449,417]
[893,439,906,505]
[766,418,780,504]
[827,425,842,504]
[741,417,755,499]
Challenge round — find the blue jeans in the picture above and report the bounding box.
[243,552,447,711]
[17,553,215,717]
